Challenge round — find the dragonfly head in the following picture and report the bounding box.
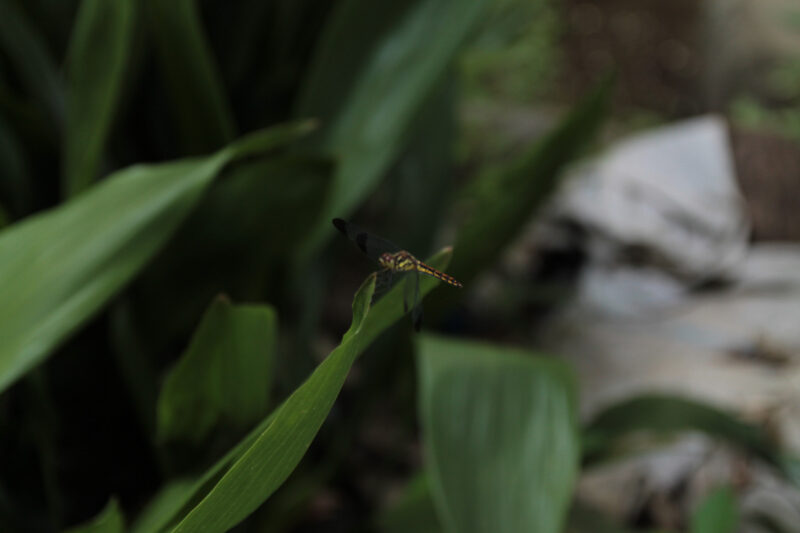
[378,252,394,268]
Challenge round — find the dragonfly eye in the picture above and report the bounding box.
[379,252,394,267]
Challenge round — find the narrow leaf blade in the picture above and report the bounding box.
[135,250,453,533]
[145,0,235,154]
[583,394,779,467]
[295,0,490,258]
[63,0,137,196]
[449,75,612,285]
[0,1,63,123]
[64,498,124,533]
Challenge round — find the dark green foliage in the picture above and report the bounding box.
[133,251,452,532]
[64,499,124,533]
[294,0,490,259]
[63,0,135,196]
[156,297,278,445]
[144,0,234,155]
[5,1,784,533]
[0,121,312,396]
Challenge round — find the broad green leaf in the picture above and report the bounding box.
[0,120,314,394]
[63,0,137,197]
[690,487,738,533]
[0,0,63,123]
[417,335,578,533]
[157,297,277,444]
[294,0,490,259]
[377,475,636,533]
[133,249,453,533]
[447,75,611,286]
[64,498,124,533]
[145,0,235,154]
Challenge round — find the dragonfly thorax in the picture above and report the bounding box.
[379,251,417,272]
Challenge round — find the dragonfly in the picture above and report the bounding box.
[332,218,463,330]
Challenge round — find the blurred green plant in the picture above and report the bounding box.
[62,0,135,197]
[689,486,738,533]
[156,297,277,446]
[729,58,800,142]
[2,0,788,532]
[461,0,560,104]
[64,499,123,533]
[0,121,313,396]
[582,394,800,486]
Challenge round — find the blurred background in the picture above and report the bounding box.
[1,0,800,532]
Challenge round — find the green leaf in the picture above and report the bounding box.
[157,296,277,444]
[583,394,800,494]
[0,113,32,217]
[145,0,235,154]
[0,120,315,395]
[117,154,332,370]
[203,154,333,258]
[583,394,778,467]
[0,0,63,124]
[377,474,443,533]
[381,76,457,256]
[132,249,453,533]
[565,501,635,533]
[377,475,637,533]
[64,498,124,533]
[0,76,56,156]
[63,0,137,197]
[294,0,490,259]
[447,75,612,286]
[131,477,198,533]
[417,335,579,533]
[690,487,738,533]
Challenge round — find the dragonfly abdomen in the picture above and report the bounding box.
[415,262,463,288]
[379,251,463,287]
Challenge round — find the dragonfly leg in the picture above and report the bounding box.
[410,270,423,331]
[403,270,414,314]
[412,304,423,331]
[372,268,393,304]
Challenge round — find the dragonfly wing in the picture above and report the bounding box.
[403,268,414,313]
[372,268,395,304]
[332,218,402,262]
